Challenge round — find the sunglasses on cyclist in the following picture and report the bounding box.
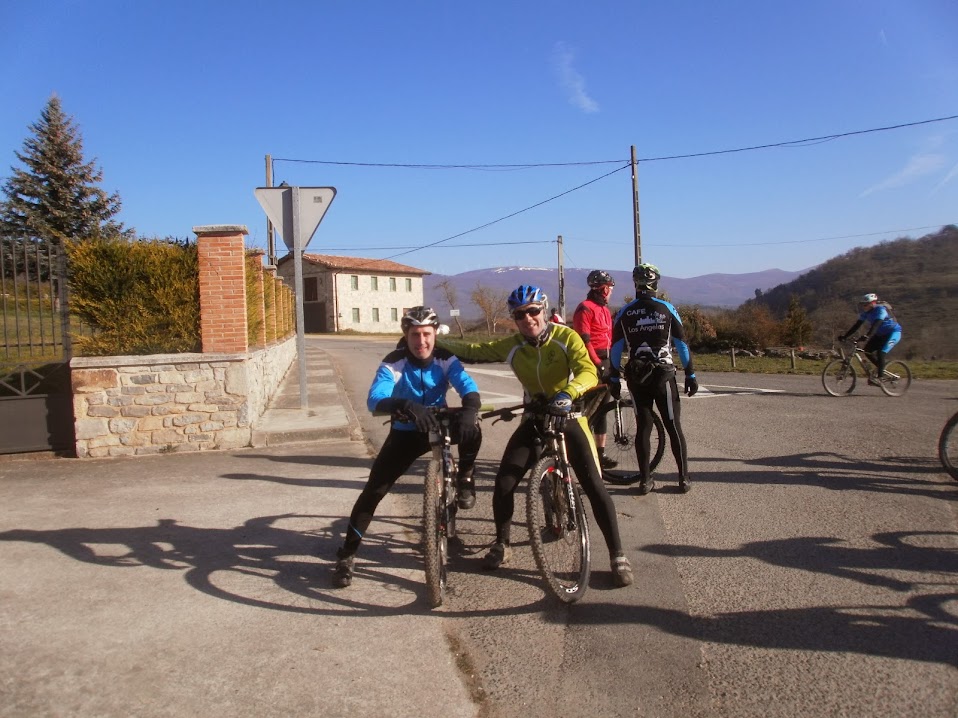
[512,306,544,320]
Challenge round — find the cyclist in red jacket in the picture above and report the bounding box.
[573,270,618,469]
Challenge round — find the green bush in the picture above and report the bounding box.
[65,235,200,355]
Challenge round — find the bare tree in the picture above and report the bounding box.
[471,282,510,334]
[436,278,465,338]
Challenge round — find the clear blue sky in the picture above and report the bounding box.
[2,1,956,278]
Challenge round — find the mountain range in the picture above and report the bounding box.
[424,266,808,318]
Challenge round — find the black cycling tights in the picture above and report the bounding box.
[491,417,622,557]
[631,377,689,479]
[341,428,480,556]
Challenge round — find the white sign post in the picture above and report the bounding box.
[254,186,337,409]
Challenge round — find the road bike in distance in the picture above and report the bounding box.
[822,338,912,397]
[482,403,591,603]
[939,411,958,482]
[587,386,665,484]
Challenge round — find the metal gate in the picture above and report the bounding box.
[0,239,75,454]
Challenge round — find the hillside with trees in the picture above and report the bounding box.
[742,226,958,360]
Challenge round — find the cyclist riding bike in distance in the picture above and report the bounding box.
[573,269,618,470]
[331,306,483,588]
[838,293,903,385]
[437,284,633,588]
[610,263,697,495]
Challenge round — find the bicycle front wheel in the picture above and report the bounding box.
[526,455,591,603]
[879,360,912,397]
[596,397,665,484]
[822,359,857,396]
[422,460,445,608]
[939,412,958,481]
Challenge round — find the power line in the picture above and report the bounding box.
[381,164,630,261]
[272,114,958,169]
[323,239,554,251]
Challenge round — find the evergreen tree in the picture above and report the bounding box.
[0,94,122,246]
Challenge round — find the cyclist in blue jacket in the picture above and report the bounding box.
[332,307,483,588]
[838,293,903,385]
[610,263,697,495]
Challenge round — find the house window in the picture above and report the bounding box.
[389,277,397,291]
[405,278,412,292]
[391,308,398,322]
[304,277,318,302]
[372,308,380,322]
[350,275,359,290]
[371,276,379,291]
[351,308,360,323]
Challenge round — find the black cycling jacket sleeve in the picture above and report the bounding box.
[375,397,409,413]
[460,391,481,410]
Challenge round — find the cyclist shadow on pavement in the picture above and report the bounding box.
[696,453,956,500]
[568,530,958,664]
[0,506,542,617]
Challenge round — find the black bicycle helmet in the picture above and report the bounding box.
[587,269,615,287]
[507,285,548,313]
[632,263,661,291]
[400,306,439,331]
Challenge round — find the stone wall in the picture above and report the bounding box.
[70,336,296,458]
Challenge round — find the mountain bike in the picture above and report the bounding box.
[420,405,481,608]
[822,338,912,397]
[587,386,665,484]
[938,411,958,482]
[481,403,591,603]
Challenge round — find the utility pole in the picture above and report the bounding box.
[631,145,641,266]
[557,234,565,318]
[265,154,275,266]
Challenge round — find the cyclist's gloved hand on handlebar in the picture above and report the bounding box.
[685,373,699,397]
[837,333,847,342]
[457,407,480,444]
[549,392,573,415]
[598,358,613,382]
[609,378,621,400]
[397,399,438,433]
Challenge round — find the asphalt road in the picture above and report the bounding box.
[320,335,958,718]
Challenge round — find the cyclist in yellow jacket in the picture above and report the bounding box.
[438,284,633,587]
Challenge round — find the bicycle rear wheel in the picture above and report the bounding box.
[526,455,591,603]
[596,396,665,484]
[422,460,446,608]
[822,359,857,396]
[879,360,912,397]
[938,412,958,481]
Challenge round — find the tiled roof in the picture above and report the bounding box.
[278,253,430,276]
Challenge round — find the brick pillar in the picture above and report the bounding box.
[194,225,249,354]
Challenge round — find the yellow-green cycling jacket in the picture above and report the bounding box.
[438,323,598,404]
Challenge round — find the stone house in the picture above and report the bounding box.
[276,253,430,333]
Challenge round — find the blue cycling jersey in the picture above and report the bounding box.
[367,347,479,432]
[859,304,901,336]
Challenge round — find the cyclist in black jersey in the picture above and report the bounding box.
[609,263,698,495]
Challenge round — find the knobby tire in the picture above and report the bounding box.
[526,455,591,603]
[879,360,912,397]
[939,412,958,482]
[423,460,445,608]
[822,359,857,396]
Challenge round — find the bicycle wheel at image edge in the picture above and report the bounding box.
[879,360,912,397]
[526,455,591,603]
[939,413,958,481]
[822,359,857,396]
[422,460,445,608]
[596,397,665,484]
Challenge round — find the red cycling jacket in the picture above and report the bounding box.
[573,295,612,366]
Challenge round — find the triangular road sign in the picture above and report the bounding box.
[254,186,337,250]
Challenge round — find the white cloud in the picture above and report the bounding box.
[553,41,599,114]
[859,153,946,197]
[934,161,958,192]
[879,29,888,46]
